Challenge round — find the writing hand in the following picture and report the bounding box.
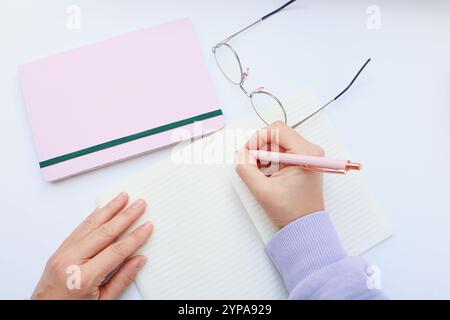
[236,121,325,228]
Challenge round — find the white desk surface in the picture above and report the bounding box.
[1,0,449,299]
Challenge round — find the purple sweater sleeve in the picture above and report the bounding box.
[265,211,387,300]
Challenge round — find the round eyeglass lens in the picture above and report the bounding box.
[213,43,243,85]
[250,91,287,125]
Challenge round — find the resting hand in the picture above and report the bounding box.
[32,193,152,300]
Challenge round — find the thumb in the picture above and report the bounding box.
[235,149,268,192]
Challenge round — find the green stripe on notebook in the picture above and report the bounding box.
[39,109,223,168]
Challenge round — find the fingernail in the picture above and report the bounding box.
[114,192,126,201]
[136,256,147,270]
[132,199,145,209]
[140,221,153,230]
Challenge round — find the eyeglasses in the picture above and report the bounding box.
[212,0,371,128]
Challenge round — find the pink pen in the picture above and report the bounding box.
[248,150,362,174]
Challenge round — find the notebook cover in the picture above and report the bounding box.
[19,18,224,181]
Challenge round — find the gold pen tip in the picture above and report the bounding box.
[346,162,362,171]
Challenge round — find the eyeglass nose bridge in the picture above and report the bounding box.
[213,42,288,125]
[239,85,250,97]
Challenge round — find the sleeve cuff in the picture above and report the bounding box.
[266,211,347,292]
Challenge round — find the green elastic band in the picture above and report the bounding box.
[39,109,223,168]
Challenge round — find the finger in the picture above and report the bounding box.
[76,199,147,258]
[99,255,147,300]
[236,148,268,191]
[246,121,309,153]
[59,192,129,250]
[85,221,153,283]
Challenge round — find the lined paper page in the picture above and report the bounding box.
[231,90,393,255]
[97,140,287,299]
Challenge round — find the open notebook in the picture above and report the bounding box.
[97,89,392,299]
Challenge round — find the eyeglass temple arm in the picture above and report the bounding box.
[213,0,297,48]
[333,58,371,101]
[292,58,372,129]
[262,0,297,20]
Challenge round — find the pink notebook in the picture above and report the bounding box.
[19,18,224,182]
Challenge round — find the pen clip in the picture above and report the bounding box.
[301,165,347,175]
[301,161,361,175]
